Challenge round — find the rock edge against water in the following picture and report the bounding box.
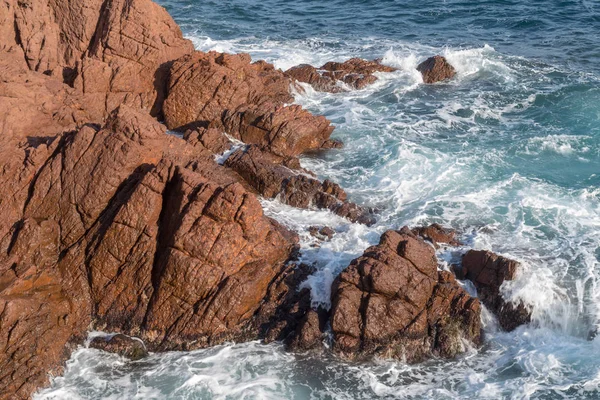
[0,0,517,398]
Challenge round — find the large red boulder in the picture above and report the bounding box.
[330,228,481,361]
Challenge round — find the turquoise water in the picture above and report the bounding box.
[37,1,600,399]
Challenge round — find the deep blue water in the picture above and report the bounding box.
[37,1,600,399]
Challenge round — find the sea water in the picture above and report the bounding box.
[36,1,600,398]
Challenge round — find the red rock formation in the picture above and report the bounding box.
[89,334,148,360]
[330,228,481,361]
[411,223,461,248]
[224,145,374,224]
[460,250,531,331]
[417,55,456,84]
[162,52,336,156]
[286,58,397,92]
[0,106,299,397]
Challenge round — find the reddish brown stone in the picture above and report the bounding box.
[417,56,456,84]
[330,228,481,361]
[89,334,148,360]
[286,58,397,92]
[462,250,531,331]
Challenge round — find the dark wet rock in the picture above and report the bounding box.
[411,223,461,248]
[309,226,336,241]
[417,56,456,84]
[286,58,397,93]
[89,334,148,360]
[461,250,531,331]
[330,227,482,362]
[286,308,329,352]
[255,263,314,344]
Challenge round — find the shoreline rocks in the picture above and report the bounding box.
[417,55,456,83]
[285,58,397,92]
[0,0,526,398]
[329,228,482,362]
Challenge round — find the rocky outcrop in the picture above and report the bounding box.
[73,0,194,118]
[330,228,481,362]
[0,106,301,397]
[459,250,531,331]
[285,58,397,92]
[417,56,456,84]
[89,334,148,360]
[162,52,336,157]
[224,145,374,224]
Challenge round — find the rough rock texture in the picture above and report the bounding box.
[330,228,481,362]
[412,223,460,248]
[460,250,531,331]
[74,0,194,118]
[89,334,148,360]
[0,106,299,397]
[254,263,315,344]
[224,145,374,224]
[0,57,95,139]
[417,56,456,84]
[285,58,397,93]
[1,0,193,121]
[162,52,336,157]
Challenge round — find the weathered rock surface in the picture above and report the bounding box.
[460,250,531,331]
[224,145,374,224]
[412,223,460,248]
[0,106,300,397]
[89,334,148,360]
[417,56,456,84]
[162,52,336,157]
[285,58,397,92]
[73,0,194,118]
[309,226,335,241]
[330,228,481,362]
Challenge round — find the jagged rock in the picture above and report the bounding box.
[0,57,96,139]
[89,334,148,360]
[162,52,336,157]
[330,228,481,362]
[255,263,314,343]
[224,145,374,224]
[73,0,194,117]
[309,226,335,241]
[0,106,300,397]
[461,250,531,331]
[183,127,232,155]
[163,51,293,130]
[417,56,456,84]
[411,223,460,248]
[222,103,335,157]
[286,308,329,352]
[286,58,397,92]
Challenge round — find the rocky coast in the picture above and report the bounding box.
[0,0,529,398]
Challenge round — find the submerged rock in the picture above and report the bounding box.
[309,226,336,241]
[330,227,482,362]
[411,223,461,248]
[461,250,531,331]
[417,55,456,83]
[286,58,397,92]
[89,334,148,360]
